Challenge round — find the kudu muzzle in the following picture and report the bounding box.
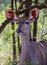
[17,24,21,34]
[17,22,23,34]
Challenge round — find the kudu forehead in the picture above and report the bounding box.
[17,17,31,24]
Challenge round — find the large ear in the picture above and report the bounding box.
[29,8,39,20]
[5,9,19,20]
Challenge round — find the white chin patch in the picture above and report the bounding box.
[18,33,22,36]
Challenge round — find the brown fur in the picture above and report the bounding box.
[29,41,47,65]
[39,40,47,64]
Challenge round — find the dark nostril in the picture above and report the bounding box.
[16,22,23,33]
[30,18,33,20]
[17,25,21,33]
[16,22,18,24]
[17,29,21,33]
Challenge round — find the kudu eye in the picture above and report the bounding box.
[25,20,29,24]
[26,22,29,24]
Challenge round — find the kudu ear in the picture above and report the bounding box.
[29,8,39,21]
[5,9,19,20]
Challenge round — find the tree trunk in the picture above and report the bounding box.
[33,0,38,41]
[45,0,47,4]
[11,0,16,62]
[15,0,21,56]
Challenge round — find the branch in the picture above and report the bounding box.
[41,32,47,37]
[0,19,12,33]
[17,4,47,15]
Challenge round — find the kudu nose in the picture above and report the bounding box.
[17,27,21,34]
[17,23,22,34]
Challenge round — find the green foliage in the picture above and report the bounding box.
[0,0,11,12]
[26,61,31,65]
[37,9,47,40]
[38,0,45,4]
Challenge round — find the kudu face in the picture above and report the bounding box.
[17,20,31,35]
[5,8,39,35]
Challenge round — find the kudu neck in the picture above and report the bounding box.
[21,30,30,43]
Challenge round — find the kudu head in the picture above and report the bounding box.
[5,8,39,35]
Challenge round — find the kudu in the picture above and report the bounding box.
[5,8,47,65]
